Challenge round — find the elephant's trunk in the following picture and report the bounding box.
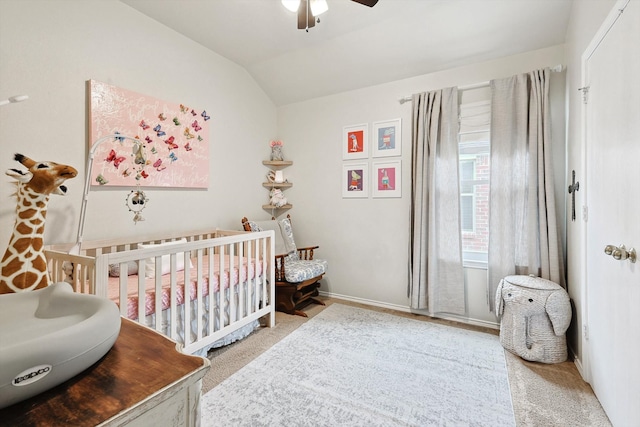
[511,315,544,361]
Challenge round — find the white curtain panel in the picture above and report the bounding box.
[488,68,565,312]
[409,87,465,315]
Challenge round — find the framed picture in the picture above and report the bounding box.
[372,160,401,198]
[372,118,401,158]
[342,162,369,198]
[342,124,368,160]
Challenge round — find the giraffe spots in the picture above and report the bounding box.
[0,281,15,294]
[32,256,47,271]
[15,238,44,252]
[13,271,43,290]
[36,201,45,209]
[19,209,37,219]
[16,222,34,235]
[1,257,24,275]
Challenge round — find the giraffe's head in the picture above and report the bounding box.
[6,153,78,195]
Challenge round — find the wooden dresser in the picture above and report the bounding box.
[0,318,210,426]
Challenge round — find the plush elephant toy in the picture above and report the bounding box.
[495,275,571,364]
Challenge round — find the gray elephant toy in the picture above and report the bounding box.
[495,275,571,364]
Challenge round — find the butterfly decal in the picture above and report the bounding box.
[201,110,210,121]
[122,168,131,177]
[169,152,178,163]
[153,158,166,172]
[184,127,195,139]
[114,132,126,143]
[106,149,126,168]
[185,142,192,151]
[158,113,167,121]
[139,120,150,130]
[173,117,181,126]
[151,146,158,154]
[180,104,189,113]
[96,174,108,185]
[198,135,203,142]
[190,109,197,116]
[153,124,166,137]
[140,170,149,179]
[145,136,153,144]
[164,136,178,150]
[191,120,202,132]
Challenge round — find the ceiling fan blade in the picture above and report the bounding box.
[351,0,379,6]
[297,0,316,29]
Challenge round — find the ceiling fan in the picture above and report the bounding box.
[282,0,379,31]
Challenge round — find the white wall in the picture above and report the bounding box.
[0,0,276,248]
[277,45,566,321]
[563,0,617,369]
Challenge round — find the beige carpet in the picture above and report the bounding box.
[205,298,611,427]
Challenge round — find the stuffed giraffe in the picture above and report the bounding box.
[0,154,77,293]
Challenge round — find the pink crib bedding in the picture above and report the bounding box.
[108,255,263,320]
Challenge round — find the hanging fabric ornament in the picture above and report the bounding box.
[126,186,149,224]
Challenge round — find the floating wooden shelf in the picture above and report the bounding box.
[262,161,292,214]
[262,182,293,189]
[262,204,292,211]
[262,160,293,169]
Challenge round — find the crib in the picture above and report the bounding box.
[44,228,275,356]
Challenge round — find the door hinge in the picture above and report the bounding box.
[582,205,588,222]
[579,86,590,104]
[583,324,589,340]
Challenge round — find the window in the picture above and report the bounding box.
[459,101,490,267]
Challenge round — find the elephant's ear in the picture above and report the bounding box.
[495,279,505,318]
[546,290,572,335]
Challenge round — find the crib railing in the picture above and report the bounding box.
[45,229,275,355]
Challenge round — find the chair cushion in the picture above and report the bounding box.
[278,217,299,261]
[284,259,326,283]
[248,220,290,256]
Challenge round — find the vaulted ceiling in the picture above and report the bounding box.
[121,0,573,106]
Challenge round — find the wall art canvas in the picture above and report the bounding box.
[372,160,401,198]
[342,162,369,198]
[372,118,401,158]
[342,124,368,160]
[89,80,210,188]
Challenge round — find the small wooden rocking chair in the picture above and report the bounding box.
[242,215,326,317]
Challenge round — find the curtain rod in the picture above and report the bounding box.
[398,64,564,104]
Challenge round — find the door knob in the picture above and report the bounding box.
[612,245,628,260]
[605,244,637,263]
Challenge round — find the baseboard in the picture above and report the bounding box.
[570,348,588,382]
[319,291,499,330]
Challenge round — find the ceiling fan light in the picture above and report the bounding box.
[281,0,300,13]
[310,0,328,16]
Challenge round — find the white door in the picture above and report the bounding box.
[584,1,640,425]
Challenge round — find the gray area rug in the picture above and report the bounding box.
[201,303,515,426]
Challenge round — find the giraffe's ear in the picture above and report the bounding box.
[52,185,69,196]
[6,168,32,183]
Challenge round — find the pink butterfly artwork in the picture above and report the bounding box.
[164,136,178,149]
[106,149,126,168]
[192,120,202,132]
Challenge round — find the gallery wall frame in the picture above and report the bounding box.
[342,123,369,160]
[372,118,401,158]
[342,162,369,198]
[372,159,402,198]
